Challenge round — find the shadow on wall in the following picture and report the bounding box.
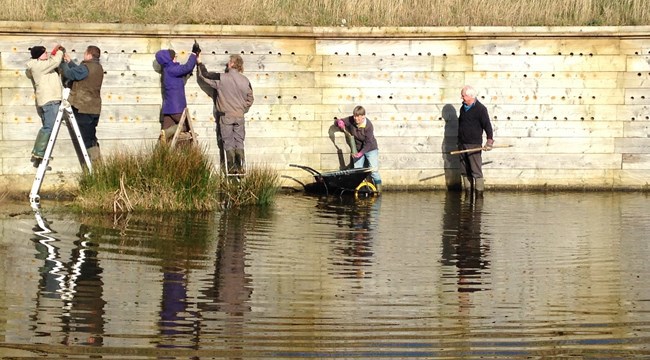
[327,122,355,171]
[442,103,461,191]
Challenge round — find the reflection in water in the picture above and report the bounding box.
[4,193,650,358]
[158,265,200,350]
[31,211,105,346]
[198,208,255,355]
[440,192,490,292]
[319,196,381,279]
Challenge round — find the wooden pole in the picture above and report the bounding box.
[449,144,513,155]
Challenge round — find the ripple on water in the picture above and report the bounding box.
[2,192,650,357]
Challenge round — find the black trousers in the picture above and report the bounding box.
[73,108,100,149]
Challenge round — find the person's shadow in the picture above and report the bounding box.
[327,118,355,170]
[442,104,461,190]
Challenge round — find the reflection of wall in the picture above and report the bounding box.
[2,23,650,190]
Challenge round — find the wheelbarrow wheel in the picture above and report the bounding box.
[355,180,377,198]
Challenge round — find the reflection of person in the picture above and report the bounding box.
[327,196,380,279]
[59,45,104,164]
[65,232,106,346]
[336,105,382,193]
[197,210,253,356]
[440,192,490,293]
[155,43,200,143]
[158,266,197,349]
[197,54,254,174]
[26,44,64,167]
[458,85,494,193]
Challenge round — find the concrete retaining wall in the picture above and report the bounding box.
[2,22,650,193]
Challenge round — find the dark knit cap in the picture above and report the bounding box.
[30,46,46,59]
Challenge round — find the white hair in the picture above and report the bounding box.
[462,85,478,98]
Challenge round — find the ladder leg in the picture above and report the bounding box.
[65,108,92,172]
[29,88,93,211]
[29,102,65,210]
[170,108,197,148]
[170,110,187,148]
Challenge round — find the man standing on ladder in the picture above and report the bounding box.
[155,43,200,143]
[26,44,65,168]
[59,45,104,165]
[197,54,254,175]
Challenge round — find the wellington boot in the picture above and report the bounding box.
[475,178,485,192]
[87,145,102,165]
[32,130,50,159]
[461,176,473,192]
[163,125,178,141]
[234,148,246,174]
[225,149,237,174]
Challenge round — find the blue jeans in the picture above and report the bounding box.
[32,101,60,157]
[353,149,382,185]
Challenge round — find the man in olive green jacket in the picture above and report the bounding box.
[59,45,104,164]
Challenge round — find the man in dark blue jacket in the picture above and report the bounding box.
[155,43,200,142]
[458,85,494,193]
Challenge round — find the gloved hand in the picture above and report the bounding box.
[336,119,345,129]
[51,44,65,55]
[192,41,201,55]
[485,139,494,151]
[353,151,364,159]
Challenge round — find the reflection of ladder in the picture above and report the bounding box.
[29,88,92,211]
[169,107,197,148]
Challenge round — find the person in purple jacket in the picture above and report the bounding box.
[155,43,201,142]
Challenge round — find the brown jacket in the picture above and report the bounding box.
[198,64,254,119]
[69,60,104,114]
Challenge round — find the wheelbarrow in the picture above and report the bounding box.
[288,164,378,196]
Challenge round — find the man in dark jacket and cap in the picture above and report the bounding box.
[155,43,200,142]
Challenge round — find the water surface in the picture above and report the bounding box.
[2,191,650,358]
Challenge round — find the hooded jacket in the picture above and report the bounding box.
[155,50,197,115]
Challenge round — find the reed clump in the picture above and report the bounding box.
[3,0,650,26]
[76,144,280,212]
[219,165,280,208]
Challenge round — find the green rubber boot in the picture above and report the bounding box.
[31,130,50,158]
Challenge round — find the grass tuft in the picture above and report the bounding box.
[219,165,280,208]
[75,144,279,212]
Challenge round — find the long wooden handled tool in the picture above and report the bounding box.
[449,144,513,155]
[341,127,357,155]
